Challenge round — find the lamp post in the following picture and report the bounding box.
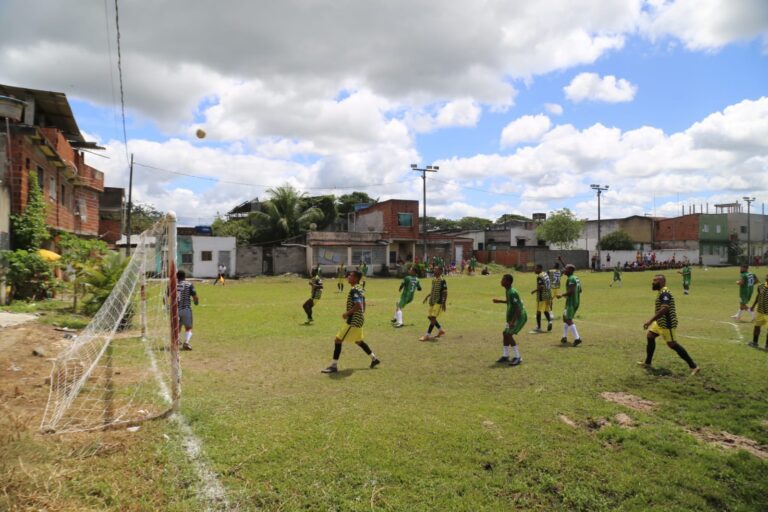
[411,164,438,262]
[743,196,755,265]
[590,184,609,270]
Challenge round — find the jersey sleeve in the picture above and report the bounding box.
[658,291,672,305]
[350,288,364,304]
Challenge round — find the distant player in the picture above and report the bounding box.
[321,270,380,373]
[302,270,323,324]
[677,263,691,294]
[360,261,368,289]
[549,262,562,311]
[610,263,622,288]
[419,266,447,341]
[556,257,582,346]
[493,274,526,366]
[176,270,199,351]
[215,263,227,286]
[732,264,757,321]
[749,274,768,349]
[639,275,700,375]
[392,267,421,328]
[336,263,345,293]
[530,264,552,332]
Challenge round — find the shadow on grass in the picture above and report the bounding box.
[328,369,354,379]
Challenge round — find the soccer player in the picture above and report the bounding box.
[639,275,700,375]
[336,263,345,293]
[176,270,199,351]
[732,264,757,321]
[321,271,380,373]
[360,261,368,289]
[215,263,227,286]
[302,270,323,324]
[549,262,561,311]
[530,264,552,332]
[555,260,582,346]
[610,263,622,288]
[419,266,448,341]
[677,263,691,294]
[749,274,768,349]
[391,266,421,328]
[493,274,526,365]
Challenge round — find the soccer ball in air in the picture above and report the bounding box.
[195,128,206,139]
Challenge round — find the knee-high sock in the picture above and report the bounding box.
[645,337,656,364]
[671,343,696,368]
[569,323,580,339]
[536,312,542,329]
[396,309,403,324]
[562,323,569,338]
[332,343,342,363]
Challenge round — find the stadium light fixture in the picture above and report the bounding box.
[590,184,609,270]
[411,164,439,262]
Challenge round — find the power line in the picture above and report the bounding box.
[132,161,419,191]
[114,0,129,163]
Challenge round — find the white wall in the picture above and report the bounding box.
[191,236,236,278]
[599,249,699,268]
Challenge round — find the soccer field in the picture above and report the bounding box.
[3,267,768,511]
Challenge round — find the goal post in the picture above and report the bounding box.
[41,212,181,433]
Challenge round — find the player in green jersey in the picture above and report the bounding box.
[639,275,699,375]
[391,266,421,328]
[610,263,622,288]
[749,274,768,349]
[732,264,757,321]
[677,263,691,295]
[321,271,380,373]
[493,274,526,366]
[302,271,323,324]
[556,257,583,346]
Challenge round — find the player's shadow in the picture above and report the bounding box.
[641,366,674,377]
[329,369,354,379]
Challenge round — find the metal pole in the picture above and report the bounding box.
[126,153,133,256]
[166,211,180,413]
[743,197,755,264]
[590,184,609,270]
[411,164,438,263]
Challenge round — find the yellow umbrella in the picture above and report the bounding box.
[37,249,62,262]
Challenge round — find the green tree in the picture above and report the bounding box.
[250,185,324,242]
[10,171,49,250]
[0,249,54,300]
[424,217,459,231]
[597,230,635,250]
[495,213,530,225]
[337,192,378,216]
[303,195,338,230]
[456,216,492,230]
[81,251,132,328]
[58,233,109,312]
[211,217,256,246]
[536,209,584,249]
[128,203,164,234]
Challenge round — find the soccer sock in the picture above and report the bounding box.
[427,324,435,334]
[645,337,656,364]
[562,323,569,338]
[512,345,520,359]
[536,312,542,329]
[569,324,580,339]
[545,312,552,323]
[332,343,342,363]
[750,310,756,321]
[185,331,192,344]
[754,327,760,344]
[735,310,743,319]
[357,341,373,356]
[671,343,696,369]
[503,345,510,357]
[396,310,403,324]
[434,321,442,330]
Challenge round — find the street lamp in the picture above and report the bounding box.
[743,196,755,265]
[590,184,609,270]
[411,164,439,262]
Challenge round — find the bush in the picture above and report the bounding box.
[0,249,56,300]
[81,252,131,326]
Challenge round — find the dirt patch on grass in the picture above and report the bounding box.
[686,428,768,460]
[613,413,635,428]
[600,391,656,412]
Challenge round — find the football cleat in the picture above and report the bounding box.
[370,358,381,369]
[573,338,583,347]
[560,337,568,345]
[321,365,338,374]
[508,357,522,366]
[437,329,446,337]
[495,356,509,363]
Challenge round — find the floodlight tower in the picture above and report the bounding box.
[411,164,439,262]
[590,184,609,270]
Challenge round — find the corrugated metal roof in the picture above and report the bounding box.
[0,83,84,143]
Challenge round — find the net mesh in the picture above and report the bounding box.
[41,216,178,433]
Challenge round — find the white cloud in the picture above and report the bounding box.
[544,103,564,115]
[500,114,552,147]
[410,98,482,133]
[564,72,638,103]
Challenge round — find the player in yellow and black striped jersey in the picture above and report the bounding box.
[302,271,323,324]
[640,275,699,375]
[321,270,380,373]
[749,274,768,349]
[530,264,553,332]
[419,266,448,341]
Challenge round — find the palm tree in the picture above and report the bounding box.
[250,185,324,242]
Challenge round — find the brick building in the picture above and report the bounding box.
[0,84,105,247]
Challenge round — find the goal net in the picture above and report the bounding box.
[41,213,181,433]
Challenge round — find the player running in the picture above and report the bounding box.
[749,273,768,349]
[336,263,345,293]
[176,270,199,351]
[493,274,527,366]
[419,266,447,341]
[391,266,421,328]
[360,261,368,289]
[302,270,323,324]
[610,263,622,288]
[556,257,583,346]
[321,270,380,373]
[677,263,691,294]
[639,275,700,375]
[732,264,757,321]
[530,264,552,332]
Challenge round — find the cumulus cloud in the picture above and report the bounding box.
[564,72,638,103]
[544,103,564,115]
[500,114,552,147]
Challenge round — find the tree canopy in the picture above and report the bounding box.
[249,185,324,242]
[337,191,378,216]
[597,230,635,250]
[495,213,530,225]
[535,209,584,249]
[128,203,164,234]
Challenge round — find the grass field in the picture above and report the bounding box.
[2,266,768,511]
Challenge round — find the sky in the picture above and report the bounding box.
[0,0,766,226]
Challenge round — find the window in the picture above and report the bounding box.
[48,176,57,200]
[201,251,213,261]
[75,198,87,221]
[715,224,721,234]
[740,226,747,234]
[397,213,413,227]
[702,224,709,233]
[182,253,193,264]
[36,166,44,189]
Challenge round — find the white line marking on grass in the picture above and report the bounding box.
[720,321,744,342]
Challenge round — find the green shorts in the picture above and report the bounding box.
[563,305,578,321]
[504,315,527,335]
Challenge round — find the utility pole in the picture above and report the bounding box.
[590,184,609,270]
[743,196,755,265]
[126,153,134,256]
[411,164,438,262]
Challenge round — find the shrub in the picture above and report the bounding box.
[0,249,55,300]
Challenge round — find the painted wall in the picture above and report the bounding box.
[236,245,263,275]
[191,236,236,278]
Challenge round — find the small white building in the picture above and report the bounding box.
[189,236,236,278]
